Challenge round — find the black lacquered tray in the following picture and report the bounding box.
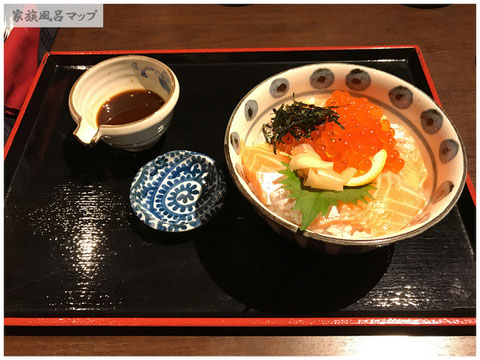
[4,46,475,333]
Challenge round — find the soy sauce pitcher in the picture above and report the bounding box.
[69,55,180,151]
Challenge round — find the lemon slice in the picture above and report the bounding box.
[344,149,388,187]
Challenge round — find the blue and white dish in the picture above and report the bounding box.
[130,150,226,232]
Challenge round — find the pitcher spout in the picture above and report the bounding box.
[73,119,101,146]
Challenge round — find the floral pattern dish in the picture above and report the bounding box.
[130,150,226,232]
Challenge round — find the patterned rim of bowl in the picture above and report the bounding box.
[130,150,226,232]
[224,62,467,247]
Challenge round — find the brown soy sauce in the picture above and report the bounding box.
[96,89,165,126]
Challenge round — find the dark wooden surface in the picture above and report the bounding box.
[5,4,475,356]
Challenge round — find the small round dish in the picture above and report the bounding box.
[130,150,226,232]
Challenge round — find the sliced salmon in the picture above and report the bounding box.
[307,124,428,236]
[391,123,428,192]
[309,172,427,236]
[364,172,427,235]
[242,122,429,237]
[241,143,290,204]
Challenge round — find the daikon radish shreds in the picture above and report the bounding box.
[289,144,357,191]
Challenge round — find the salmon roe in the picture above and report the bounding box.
[276,90,405,174]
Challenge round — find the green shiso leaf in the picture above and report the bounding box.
[278,162,376,231]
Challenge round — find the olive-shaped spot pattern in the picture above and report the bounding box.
[389,86,413,109]
[244,99,258,121]
[439,139,459,163]
[421,109,443,134]
[230,132,241,155]
[270,78,289,98]
[345,69,371,91]
[310,68,334,89]
[432,181,455,203]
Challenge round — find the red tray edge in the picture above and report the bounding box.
[48,45,418,56]
[4,51,50,161]
[4,45,476,328]
[4,317,476,327]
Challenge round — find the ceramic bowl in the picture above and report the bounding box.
[69,55,180,152]
[130,150,226,232]
[224,63,467,254]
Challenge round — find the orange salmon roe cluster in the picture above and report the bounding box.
[276,90,404,174]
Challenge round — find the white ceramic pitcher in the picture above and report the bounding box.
[69,55,180,152]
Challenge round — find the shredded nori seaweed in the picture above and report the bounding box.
[262,95,343,154]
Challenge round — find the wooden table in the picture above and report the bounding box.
[5,4,475,356]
